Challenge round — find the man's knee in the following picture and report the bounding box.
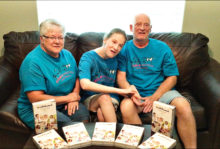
[171,97,193,117]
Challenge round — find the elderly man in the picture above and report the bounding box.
[117,13,197,148]
[17,19,89,129]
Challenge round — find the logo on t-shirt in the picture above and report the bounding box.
[132,57,154,70]
[109,70,115,74]
[53,64,74,83]
[65,64,71,68]
[146,58,153,62]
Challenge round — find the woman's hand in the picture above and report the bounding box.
[66,92,81,103]
[65,101,79,116]
[118,85,136,97]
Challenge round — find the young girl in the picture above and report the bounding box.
[79,28,135,122]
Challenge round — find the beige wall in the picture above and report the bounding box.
[182,1,220,62]
[0,1,38,57]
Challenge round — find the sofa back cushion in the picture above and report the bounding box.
[76,32,210,89]
[3,31,79,71]
[76,32,104,64]
[148,33,210,88]
[63,32,79,60]
[3,31,210,89]
[3,31,40,71]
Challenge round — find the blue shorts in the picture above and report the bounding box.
[139,90,189,117]
[158,90,189,104]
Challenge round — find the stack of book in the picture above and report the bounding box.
[32,101,177,149]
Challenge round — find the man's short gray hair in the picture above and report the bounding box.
[39,19,65,36]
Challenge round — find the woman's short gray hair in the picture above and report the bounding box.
[39,19,65,36]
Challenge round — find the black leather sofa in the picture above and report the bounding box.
[0,31,219,148]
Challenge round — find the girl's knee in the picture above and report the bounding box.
[120,98,136,113]
[97,108,105,122]
[97,94,112,104]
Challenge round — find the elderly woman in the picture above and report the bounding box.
[17,19,89,129]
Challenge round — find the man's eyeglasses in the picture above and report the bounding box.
[42,35,64,41]
[135,23,151,29]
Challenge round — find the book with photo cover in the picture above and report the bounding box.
[138,132,176,149]
[92,122,116,146]
[151,101,176,137]
[114,124,145,148]
[32,99,57,134]
[32,129,68,149]
[62,122,91,148]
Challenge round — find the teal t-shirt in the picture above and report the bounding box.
[118,39,179,97]
[18,45,78,122]
[78,50,119,102]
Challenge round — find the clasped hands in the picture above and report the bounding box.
[129,85,157,113]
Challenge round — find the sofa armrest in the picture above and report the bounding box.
[0,58,19,105]
[192,58,220,148]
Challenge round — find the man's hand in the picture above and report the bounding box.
[65,101,79,116]
[129,85,145,106]
[142,95,158,113]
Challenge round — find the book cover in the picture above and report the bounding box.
[92,122,116,146]
[62,122,91,148]
[32,99,57,134]
[151,101,175,137]
[138,132,176,149]
[32,129,68,149]
[114,124,145,148]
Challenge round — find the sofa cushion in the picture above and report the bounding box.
[180,91,207,130]
[0,88,30,133]
[64,32,79,62]
[149,33,210,89]
[0,60,19,105]
[76,32,104,64]
[3,31,40,71]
